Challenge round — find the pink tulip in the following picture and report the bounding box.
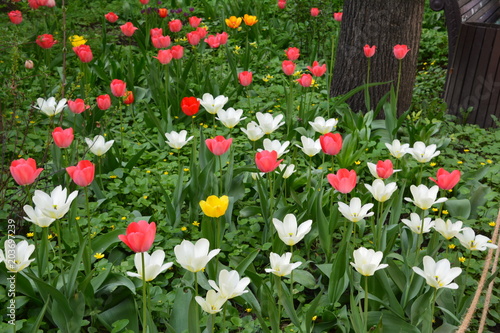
[216,32,229,45]
[73,45,93,63]
[105,12,118,23]
[168,19,183,32]
[66,160,95,187]
[110,79,127,97]
[52,127,74,148]
[310,8,320,16]
[282,60,296,76]
[285,47,300,60]
[375,160,395,179]
[67,98,90,114]
[187,31,201,45]
[8,10,22,24]
[364,45,376,58]
[152,35,171,48]
[320,133,342,155]
[171,45,184,59]
[393,44,410,60]
[307,61,326,77]
[255,150,283,173]
[96,94,111,110]
[327,169,357,193]
[120,22,138,37]
[189,16,202,28]
[238,71,253,86]
[150,28,163,37]
[429,168,461,190]
[333,12,343,21]
[10,158,43,186]
[206,136,232,155]
[205,35,220,48]
[296,74,313,87]
[278,0,286,9]
[154,49,173,64]
[119,220,156,253]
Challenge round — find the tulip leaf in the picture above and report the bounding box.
[97,273,136,295]
[279,280,304,333]
[97,297,139,332]
[292,269,317,289]
[170,287,192,333]
[444,199,471,220]
[92,229,126,255]
[410,288,433,326]
[125,147,146,171]
[236,248,260,276]
[240,291,271,333]
[370,311,420,333]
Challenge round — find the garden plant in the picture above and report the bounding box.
[1,0,499,332]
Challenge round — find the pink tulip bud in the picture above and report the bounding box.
[364,44,376,58]
[393,44,410,60]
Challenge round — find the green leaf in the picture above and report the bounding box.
[292,269,317,289]
[97,273,136,295]
[444,199,471,219]
[236,248,260,276]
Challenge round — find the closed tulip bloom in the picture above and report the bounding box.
[104,12,119,23]
[225,16,242,29]
[52,127,74,148]
[73,44,93,62]
[150,28,163,37]
[278,0,286,9]
[85,135,114,156]
[364,179,397,202]
[367,159,397,179]
[66,160,95,187]
[282,60,296,76]
[350,247,388,276]
[338,197,374,223]
[195,290,226,314]
[265,252,301,277]
[158,8,168,18]
[297,136,321,157]
[405,184,447,210]
[307,61,327,77]
[0,240,35,273]
[32,185,78,220]
[139,0,149,4]
[34,97,67,117]
[45,0,56,7]
[36,34,57,49]
[216,32,229,45]
[110,79,127,97]
[320,132,342,155]
[208,269,251,299]
[28,0,40,9]
[243,14,258,26]
[165,130,193,149]
[385,139,409,159]
[412,256,461,289]
[187,31,201,45]
[127,250,173,281]
[151,35,171,48]
[402,213,434,234]
[407,141,440,163]
[297,74,313,87]
[260,138,290,158]
[154,49,172,64]
[364,45,376,58]
[67,98,90,114]
[8,10,22,24]
[456,227,498,251]
[278,163,296,179]
[123,91,134,104]
[206,136,233,155]
[23,205,55,228]
[429,168,461,190]
[25,60,34,69]
[181,96,200,116]
[216,108,246,128]
[285,47,300,60]
[195,27,208,39]
[198,93,229,115]
[256,112,285,134]
[96,94,111,110]
[273,214,312,246]
[255,150,283,173]
[174,238,220,272]
[120,22,138,37]
[10,158,43,186]
[433,218,463,240]
[310,8,320,16]
[238,71,253,86]
[189,16,202,27]
[168,19,183,32]
[199,195,229,218]
[171,45,184,59]
[241,121,264,141]
[118,220,156,253]
[393,44,410,60]
[327,169,357,194]
[333,12,343,21]
[309,116,338,134]
[205,35,221,48]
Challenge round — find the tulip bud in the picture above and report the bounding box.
[25,60,34,69]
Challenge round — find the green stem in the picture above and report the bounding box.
[290,245,294,296]
[84,187,92,254]
[194,272,200,333]
[55,220,66,289]
[141,252,148,333]
[396,59,402,104]
[429,288,437,332]
[364,276,369,332]
[221,304,226,332]
[218,155,223,195]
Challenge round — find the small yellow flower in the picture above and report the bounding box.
[94,253,105,259]
[243,14,258,26]
[169,152,174,155]
[203,124,208,129]
[429,162,437,167]
[181,226,187,231]
[354,160,361,165]
[30,121,35,124]
[245,308,252,313]
[489,222,496,227]
[110,225,115,230]
[146,170,151,173]
[110,175,117,179]
[458,257,466,263]
[69,35,87,47]
[487,159,493,164]
[442,210,449,215]
[312,316,318,321]
[225,16,242,29]
[183,168,189,172]
[480,162,486,166]
[249,41,257,48]
[163,159,167,162]
[27,232,34,237]
[463,149,469,152]
[192,221,200,227]
[75,216,81,221]
[432,208,439,212]
[457,161,463,164]
[448,244,456,249]
[199,195,229,218]
[164,171,169,175]
[143,196,148,199]
[48,234,53,240]
[121,216,127,220]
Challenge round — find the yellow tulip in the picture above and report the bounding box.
[69,35,87,47]
[199,195,229,218]
[243,14,258,26]
[225,16,242,29]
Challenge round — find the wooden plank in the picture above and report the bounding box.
[469,2,498,23]
[483,30,500,128]
[459,0,487,20]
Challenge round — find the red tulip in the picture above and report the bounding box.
[278,0,286,9]
[204,35,220,48]
[310,8,320,16]
[104,12,119,23]
[238,71,253,86]
[216,32,229,45]
[189,16,202,28]
[393,44,410,60]
[296,74,313,87]
[139,0,149,4]
[110,79,127,97]
[10,158,43,186]
[36,34,57,49]
[68,98,90,114]
[118,220,156,253]
[168,19,183,32]
[320,133,342,155]
[429,168,461,190]
[66,160,95,187]
[333,12,343,21]
[158,8,168,18]
[364,45,376,58]
[206,136,232,155]
[181,97,200,116]
[73,45,93,63]
[123,91,134,105]
[187,31,201,45]
[171,45,184,59]
[28,0,39,9]
[307,61,327,77]
[196,27,208,39]
[327,169,357,193]
[255,150,283,173]
[375,160,394,179]
[154,49,172,64]
[120,22,138,37]
[281,60,296,76]
[8,10,22,24]
[152,35,171,48]
[285,47,300,61]
[150,28,163,37]
[96,94,111,110]
[52,127,74,148]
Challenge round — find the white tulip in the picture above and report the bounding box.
[278,164,296,179]
[23,205,56,228]
[412,256,461,289]
[407,141,440,163]
[296,136,321,157]
[404,184,447,210]
[255,112,284,134]
[433,219,463,240]
[308,116,338,134]
[0,240,35,273]
[272,214,312,246]
[350,247,388,276]
[32,185,78,220]
[241,121,264,141]
[127,250,173,281]
[338,197,374,223]
[198,93,228,115]
[456,227,498,251]
[401,213,434,234]
[174,238,220,273]
[265,252,301,277]
[85,135,114,156]
[385,139,409,159]
[208,270,250,299]
[259,139,290,158]
[216,108,246,128]
[164,130,193,149]
[34,97,67,117]
[364,179,397,202]
[195,290,227,314]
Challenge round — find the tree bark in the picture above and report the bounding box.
[330,0,425,114]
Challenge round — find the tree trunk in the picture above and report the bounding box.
[330,0,425,114]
